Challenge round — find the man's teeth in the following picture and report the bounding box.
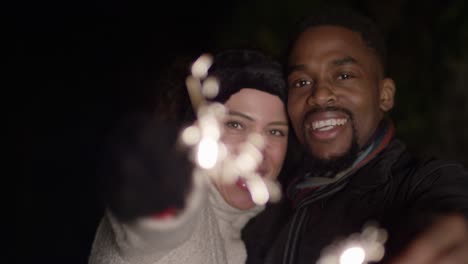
[311,118,347,131]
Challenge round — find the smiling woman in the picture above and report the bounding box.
[216,88,288,210]
[88,49,289,264]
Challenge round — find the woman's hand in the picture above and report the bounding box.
[98,113,193,222]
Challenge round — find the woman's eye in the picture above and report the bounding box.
[269,129,285,137]
[225,121,243,130]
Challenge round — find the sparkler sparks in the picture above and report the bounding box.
[317,223,388,264]
[180,53,279,206]
[196,137,219,169]
[191,53,212,79]
[181,54,387,263]
[202,77,219,99]
[340,247,365,264]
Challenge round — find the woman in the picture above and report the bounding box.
[88,49,289,264]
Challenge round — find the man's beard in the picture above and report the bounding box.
[304,133,360,177]
[302,106,360,177]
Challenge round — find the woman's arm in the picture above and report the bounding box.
[89,113,200,263]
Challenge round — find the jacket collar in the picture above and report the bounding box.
[347,139,407,194]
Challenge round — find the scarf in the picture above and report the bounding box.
[287,119,395,208]
[282,119,394,264]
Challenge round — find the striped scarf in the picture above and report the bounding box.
[282,119,395,264]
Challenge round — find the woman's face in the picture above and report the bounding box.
[215,88,289,210]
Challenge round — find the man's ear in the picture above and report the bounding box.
[379,78,395,112]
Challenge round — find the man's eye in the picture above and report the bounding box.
[225,121,243,130]
[337,73,353,80]
[293,79,312,88]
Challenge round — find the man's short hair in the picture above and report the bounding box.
[287,6,387,73]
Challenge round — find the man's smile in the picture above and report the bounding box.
[303,111,350,142]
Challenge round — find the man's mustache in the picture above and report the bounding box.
[303,106,354,126]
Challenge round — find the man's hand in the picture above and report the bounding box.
[389,214,468,264]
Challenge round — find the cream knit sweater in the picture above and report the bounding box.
[88,174,264,264]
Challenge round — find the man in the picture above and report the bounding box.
[243,7,468,264]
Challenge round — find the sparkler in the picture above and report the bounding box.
[317,222,388,264]
[180,53,281,205]
[180,54,386,263]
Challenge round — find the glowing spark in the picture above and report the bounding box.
[339,246,365,264]
[247,133,265,149]
[197,138,218,169]
[182,52,282,206]
[199,113,220,139]
[317,223,387,264]
[186,75,204,112]
[181,125,201,146]
[246,176,269,205]
[218,157,240,184]
[191,53,213,79]
[235,153,258,174]
[243,138,263,162]
[264,179,282,202]
[202,77,219,99]
[210,102,227,117]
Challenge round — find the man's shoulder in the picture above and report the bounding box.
[368,139,467,193]
[387,142,468,201]
[386,138,466,175]
[397,152,466,179]
[414,157,466,175]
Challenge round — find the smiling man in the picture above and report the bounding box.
[287,24,395,177]
[243,6,468,264]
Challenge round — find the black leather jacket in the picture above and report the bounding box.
[243,139,468,264]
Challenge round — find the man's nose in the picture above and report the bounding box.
[306,81,336,107]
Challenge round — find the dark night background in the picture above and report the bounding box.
[10,0,467,263]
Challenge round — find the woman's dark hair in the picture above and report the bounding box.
[153,54,197,128]
[209,49,287,104]
[154,49,287,129]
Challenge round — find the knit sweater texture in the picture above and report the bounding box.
[89,174,264,264]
